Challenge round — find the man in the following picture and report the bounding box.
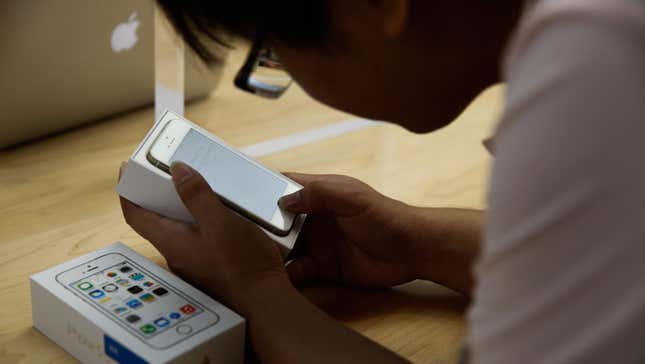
[121,1,645,362]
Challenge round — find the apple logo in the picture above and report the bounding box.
[111,11,140,53]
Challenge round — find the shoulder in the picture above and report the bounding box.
[504,0,645,72]
[469,1,645,363]
[493,0,645,145]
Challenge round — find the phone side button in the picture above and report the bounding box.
[176,324,193,335]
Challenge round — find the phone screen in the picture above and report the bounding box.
[69,259,208,341]
[170,129,287,222]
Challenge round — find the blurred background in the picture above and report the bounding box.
[1,0,221,148]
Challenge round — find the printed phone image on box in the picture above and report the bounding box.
[56,253,219,349]
[31,242,244,364]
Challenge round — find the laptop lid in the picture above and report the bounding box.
[0,0,220,148]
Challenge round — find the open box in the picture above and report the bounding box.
[116,110,306,256]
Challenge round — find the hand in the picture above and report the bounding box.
[120,162,288,311]
[280,173,421,288]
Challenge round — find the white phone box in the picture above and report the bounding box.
[116,109,306,256]
[30,242,245,364]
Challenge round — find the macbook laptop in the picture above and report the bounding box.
[0,0,222,148]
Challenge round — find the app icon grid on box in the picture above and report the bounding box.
[71,261,203,338]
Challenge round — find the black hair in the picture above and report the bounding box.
[155,1,328,65]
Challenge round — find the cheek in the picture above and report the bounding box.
[275,46,395,123]
[277,47,349,108]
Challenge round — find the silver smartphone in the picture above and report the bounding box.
[55,253,220,349]
[146,119,300,236]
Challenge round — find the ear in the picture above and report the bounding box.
[379,0,411,38]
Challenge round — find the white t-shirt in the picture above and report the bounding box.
[468,0,645,363]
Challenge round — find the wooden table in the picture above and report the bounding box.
[0,43,503,363]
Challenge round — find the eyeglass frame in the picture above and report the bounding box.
[234,33,292,99]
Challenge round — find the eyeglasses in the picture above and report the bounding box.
[234,35,292,99]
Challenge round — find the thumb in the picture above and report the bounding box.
[278,176,368,216]
[171,162,228,226]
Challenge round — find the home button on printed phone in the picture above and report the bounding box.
[176,324,192,335]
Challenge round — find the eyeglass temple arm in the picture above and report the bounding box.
[234,36,265,92]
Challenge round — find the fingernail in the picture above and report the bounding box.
[170,162,194,185]
[279,191,301,209]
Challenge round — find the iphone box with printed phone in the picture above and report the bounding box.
[30,242,244,364]
[116,109,306,256]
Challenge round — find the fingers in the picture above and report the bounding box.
[119,160,194,255]
[170,162,233,228]
[285,255,319,286]
[280,173,326,212]
[120,195,195,257]
[279,174,370,216]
